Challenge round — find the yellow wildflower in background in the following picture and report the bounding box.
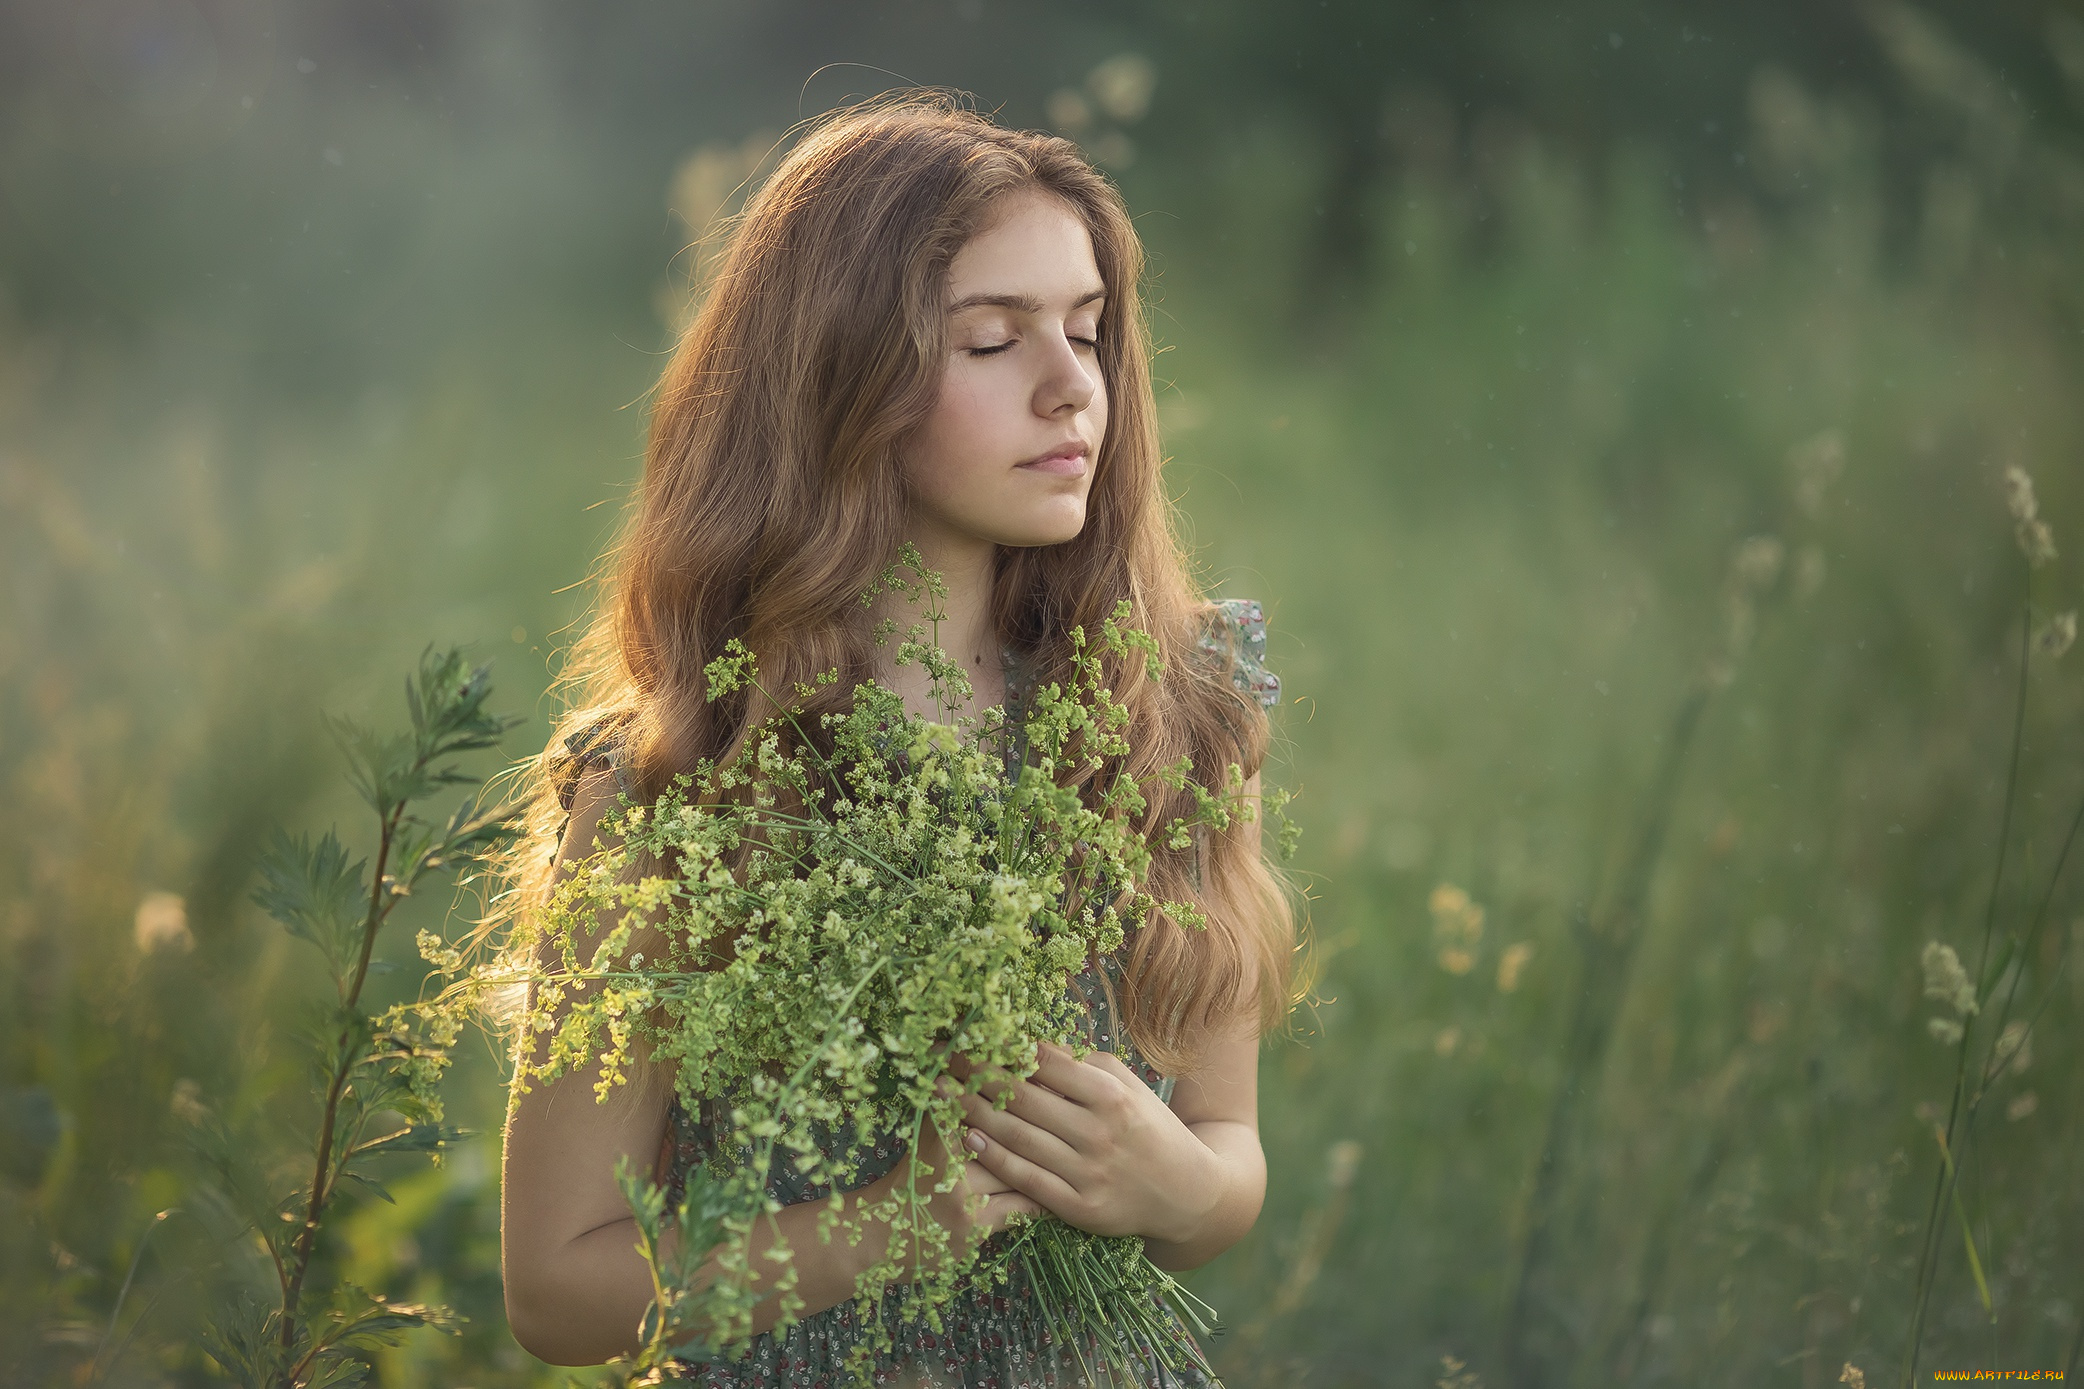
[1497,941,1534,992]
[1437,1354,1485,1389]
[1430,883,1485,974]
[134,891,192,954]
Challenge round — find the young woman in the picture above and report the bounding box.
[497,94,1292,1386]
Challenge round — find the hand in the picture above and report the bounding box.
[869,1113,1041,1281]
[956,1042,1223,1245]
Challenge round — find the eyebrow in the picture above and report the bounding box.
[947,287,1107,314]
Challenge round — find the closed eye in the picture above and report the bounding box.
[965,333,1098,356]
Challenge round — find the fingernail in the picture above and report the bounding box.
[965,1129,987,1153]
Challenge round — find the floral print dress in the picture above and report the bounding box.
[552,600,1278,1389]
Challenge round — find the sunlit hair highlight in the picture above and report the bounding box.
[493,91,1294,1075]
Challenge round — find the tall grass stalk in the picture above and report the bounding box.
[1501,685,1709,1388]
[1501,525,1800,1383]
[1902,485,2084,1381]
[83,1208,177,1385]
[1900,600,2030,1382]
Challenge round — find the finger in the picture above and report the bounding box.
[962,1093,1085,1174]
[962,1122,1084,1215]
[976,1191,1044,1240]
[987,1077,1100,1149]
[948,1051,1017,1104]
[1075,1045,1133,1076]
[935,1073,988,1123]
[913,1115,981,1184]
[973,1056,1037,1104]
[913,1120,950,1168]
[1080,1048,1148,1087]
[957,1146,1014,1196]
[1029,1042,1126,1105]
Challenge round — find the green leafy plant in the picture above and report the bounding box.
[454,551,1284,1385]
[195,648,521,1388]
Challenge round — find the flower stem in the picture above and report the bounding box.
[1901,595,2031,1387]
[1930,1124,1994,1321]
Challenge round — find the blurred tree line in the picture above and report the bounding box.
[5,0,2081,338]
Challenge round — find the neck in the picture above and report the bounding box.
[872,524,1003,716]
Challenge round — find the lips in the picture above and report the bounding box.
[1018,442,1090,476]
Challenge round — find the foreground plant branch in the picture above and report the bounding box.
[197,648,520,1388]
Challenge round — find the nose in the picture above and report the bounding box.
[1033,328,1099,418]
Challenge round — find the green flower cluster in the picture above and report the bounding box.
[498,553,1264,1384]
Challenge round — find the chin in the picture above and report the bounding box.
[993,505,1088,549]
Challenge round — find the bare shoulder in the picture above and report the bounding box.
[517,760,668,1089]
[558,766,628,863]
[538,756,687,993]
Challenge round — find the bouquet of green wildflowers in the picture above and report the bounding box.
[495,555,1273,1384]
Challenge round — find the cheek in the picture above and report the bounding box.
[931,368,998,450]
[914,366,1004,492]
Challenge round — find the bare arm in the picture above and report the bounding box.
[1139,767,1277,1269]
[1142,1027,1265,1271]
[499,769,1037,1365]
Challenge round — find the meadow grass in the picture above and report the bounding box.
[1154,107,2083,1387]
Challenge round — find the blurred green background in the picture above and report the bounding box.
[5,2,2084,1385]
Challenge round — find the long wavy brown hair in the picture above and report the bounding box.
[495,92,1292,1075]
